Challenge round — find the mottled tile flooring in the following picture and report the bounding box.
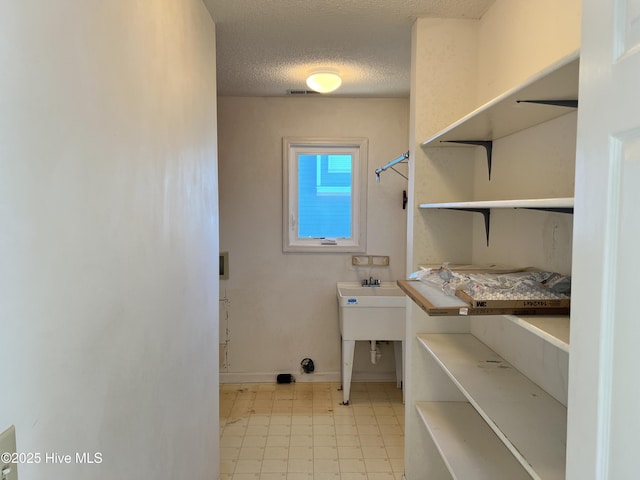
[220,382,404,480]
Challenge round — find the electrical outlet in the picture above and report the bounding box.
[351,255,370,265]
[0,425,17,480]
[352,255,390,266]
[371,255,390,266]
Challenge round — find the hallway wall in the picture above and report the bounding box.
[0,1,220,478]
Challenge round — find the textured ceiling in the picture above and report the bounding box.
[204,0,496,97]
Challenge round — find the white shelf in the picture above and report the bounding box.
[417,197,574,246]
[505,314,570,353]
[416,402,532,480]
[417,333,567,480]
[419,197,574,210]
[421,52,579,146]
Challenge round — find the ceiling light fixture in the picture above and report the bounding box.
[306,71,342,93]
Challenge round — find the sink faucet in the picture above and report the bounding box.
[362,277,380,287]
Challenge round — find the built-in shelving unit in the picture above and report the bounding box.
[417,334,567,480]
[405,45,578,480]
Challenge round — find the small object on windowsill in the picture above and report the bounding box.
[321,238,337,245]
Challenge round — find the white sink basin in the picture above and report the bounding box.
[337,281,407,404]
[337,281,406,308]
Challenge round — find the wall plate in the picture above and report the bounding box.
[352,255,370,265]
[0,425,17,480]
[352,255,390,266]
[371,255,390,266]
[219,251,229,279]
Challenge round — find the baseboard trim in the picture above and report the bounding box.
[219,371,397,384]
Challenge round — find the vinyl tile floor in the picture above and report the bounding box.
[220,382,405,480]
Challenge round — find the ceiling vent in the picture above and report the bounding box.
[287,89,321,95]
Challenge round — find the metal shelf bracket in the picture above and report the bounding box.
[446,208,491,246]
[443,206,572,247]
[518,207,574,214]
[516,99,578,108]
[441,140,493,180]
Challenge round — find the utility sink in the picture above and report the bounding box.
[337,282,407,338]
[337,282,407,308]
[337,281,407,404]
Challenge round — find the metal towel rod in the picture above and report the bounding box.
[375,151,409,182]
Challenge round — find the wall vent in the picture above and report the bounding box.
[287,89,321,95]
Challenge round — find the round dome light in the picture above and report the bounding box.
[306,71,342,93]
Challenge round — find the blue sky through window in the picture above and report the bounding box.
[298,153,352,238]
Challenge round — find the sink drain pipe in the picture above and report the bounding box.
[370,340,382,364]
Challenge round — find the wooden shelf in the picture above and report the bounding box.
[417,333,567,480]
[398,279,468,316]
[419,197,574,210]
[416,402,532,480]
[421,52,579,147]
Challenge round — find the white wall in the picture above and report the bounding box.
[217,96,408,383]
[0,2,220,479]
[407,18,479,271]
[477,0,582,104]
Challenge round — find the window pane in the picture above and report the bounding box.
[298,153,352,238]
[283,136,367,253]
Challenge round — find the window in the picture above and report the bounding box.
[283,137,368,252]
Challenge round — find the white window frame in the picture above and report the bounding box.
[283,137,368,253]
